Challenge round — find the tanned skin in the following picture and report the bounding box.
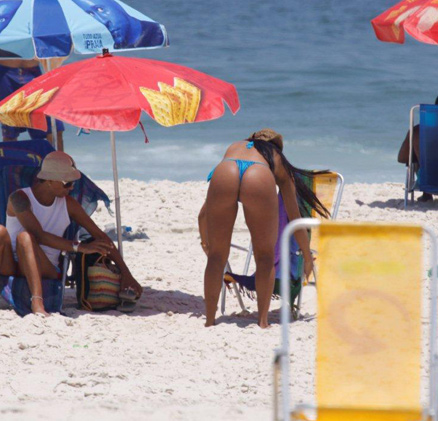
[198,142,312,329]
[0,181,142,316]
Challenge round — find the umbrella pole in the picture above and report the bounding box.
[45,59,58,150]
[110,131,123,256]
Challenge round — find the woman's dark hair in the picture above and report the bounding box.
[250,139,331,218]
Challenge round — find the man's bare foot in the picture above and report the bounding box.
[31,301,50,317]
[120,277,142,298]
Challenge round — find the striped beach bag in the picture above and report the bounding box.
[79,255,121,311]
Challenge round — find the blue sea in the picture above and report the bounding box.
[62,0,438,184]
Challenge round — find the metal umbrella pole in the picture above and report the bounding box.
[44,58,61,150]
[110,131,123,256]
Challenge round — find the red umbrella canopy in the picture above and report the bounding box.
[0,52,240,132]
[372,0,438,45]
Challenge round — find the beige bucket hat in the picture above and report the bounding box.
[37,151,81,182]
[250,128,284,151]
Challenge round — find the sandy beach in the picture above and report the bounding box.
[0,179,436,421]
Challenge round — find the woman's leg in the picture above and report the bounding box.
[204,162,240,327]
[240,166,278,328]
[0,225,17,276]
[16,231,59,316]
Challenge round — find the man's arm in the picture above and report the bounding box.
[9,190,76,252]
[67,197,141,297]
[66,196,109,241]
[9,191,111,256]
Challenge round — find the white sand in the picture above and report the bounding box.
[0,180,437,421]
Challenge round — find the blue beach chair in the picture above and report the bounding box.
[405,104,438,208]
[0,140,110,316]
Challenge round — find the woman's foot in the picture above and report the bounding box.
[258,315,270,329]
[205,318,216,327]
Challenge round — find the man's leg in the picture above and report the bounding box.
[15,231,59,316]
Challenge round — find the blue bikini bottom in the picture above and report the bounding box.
[207,158,268,182]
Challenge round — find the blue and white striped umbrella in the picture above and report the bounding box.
[0,0,169,59]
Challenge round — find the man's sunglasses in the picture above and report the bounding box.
[61,181,75,189]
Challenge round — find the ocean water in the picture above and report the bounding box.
[62,0,438,184]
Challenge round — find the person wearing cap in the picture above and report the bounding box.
[0,151,142,316]
[198,129,329,328]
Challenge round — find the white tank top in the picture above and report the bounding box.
[6,187,70,267]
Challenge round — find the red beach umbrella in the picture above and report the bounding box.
[0,51,240,253]
[0,52,239,132]
[371,0,438,45]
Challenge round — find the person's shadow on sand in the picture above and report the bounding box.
[2,286,316,326]
[60,286,206,319]
[356,198,438,211]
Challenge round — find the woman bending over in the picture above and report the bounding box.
[198,129,329,328]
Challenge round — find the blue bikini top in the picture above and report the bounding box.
[246,141,254,149]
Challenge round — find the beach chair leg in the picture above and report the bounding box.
[60,253,70,311]
[404,166,410,209]
[224,260,246,313]
[233,282,246,312]
[220,281,227,315]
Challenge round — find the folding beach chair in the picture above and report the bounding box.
[0,140,110,315]
[273,219,438,421]
[405,104,438,208]
[221,171,344,317]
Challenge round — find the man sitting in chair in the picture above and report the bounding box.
[397,96,438,202]
[0,151,142,316]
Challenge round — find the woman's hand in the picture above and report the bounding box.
[303,256,314,280]
[79,239,113,256]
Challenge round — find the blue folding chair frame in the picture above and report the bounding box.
[406,105,438,208]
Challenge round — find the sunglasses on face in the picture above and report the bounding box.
[61,181,75,189]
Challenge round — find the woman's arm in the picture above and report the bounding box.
[67,197,142,296]
[274,156,313,278]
